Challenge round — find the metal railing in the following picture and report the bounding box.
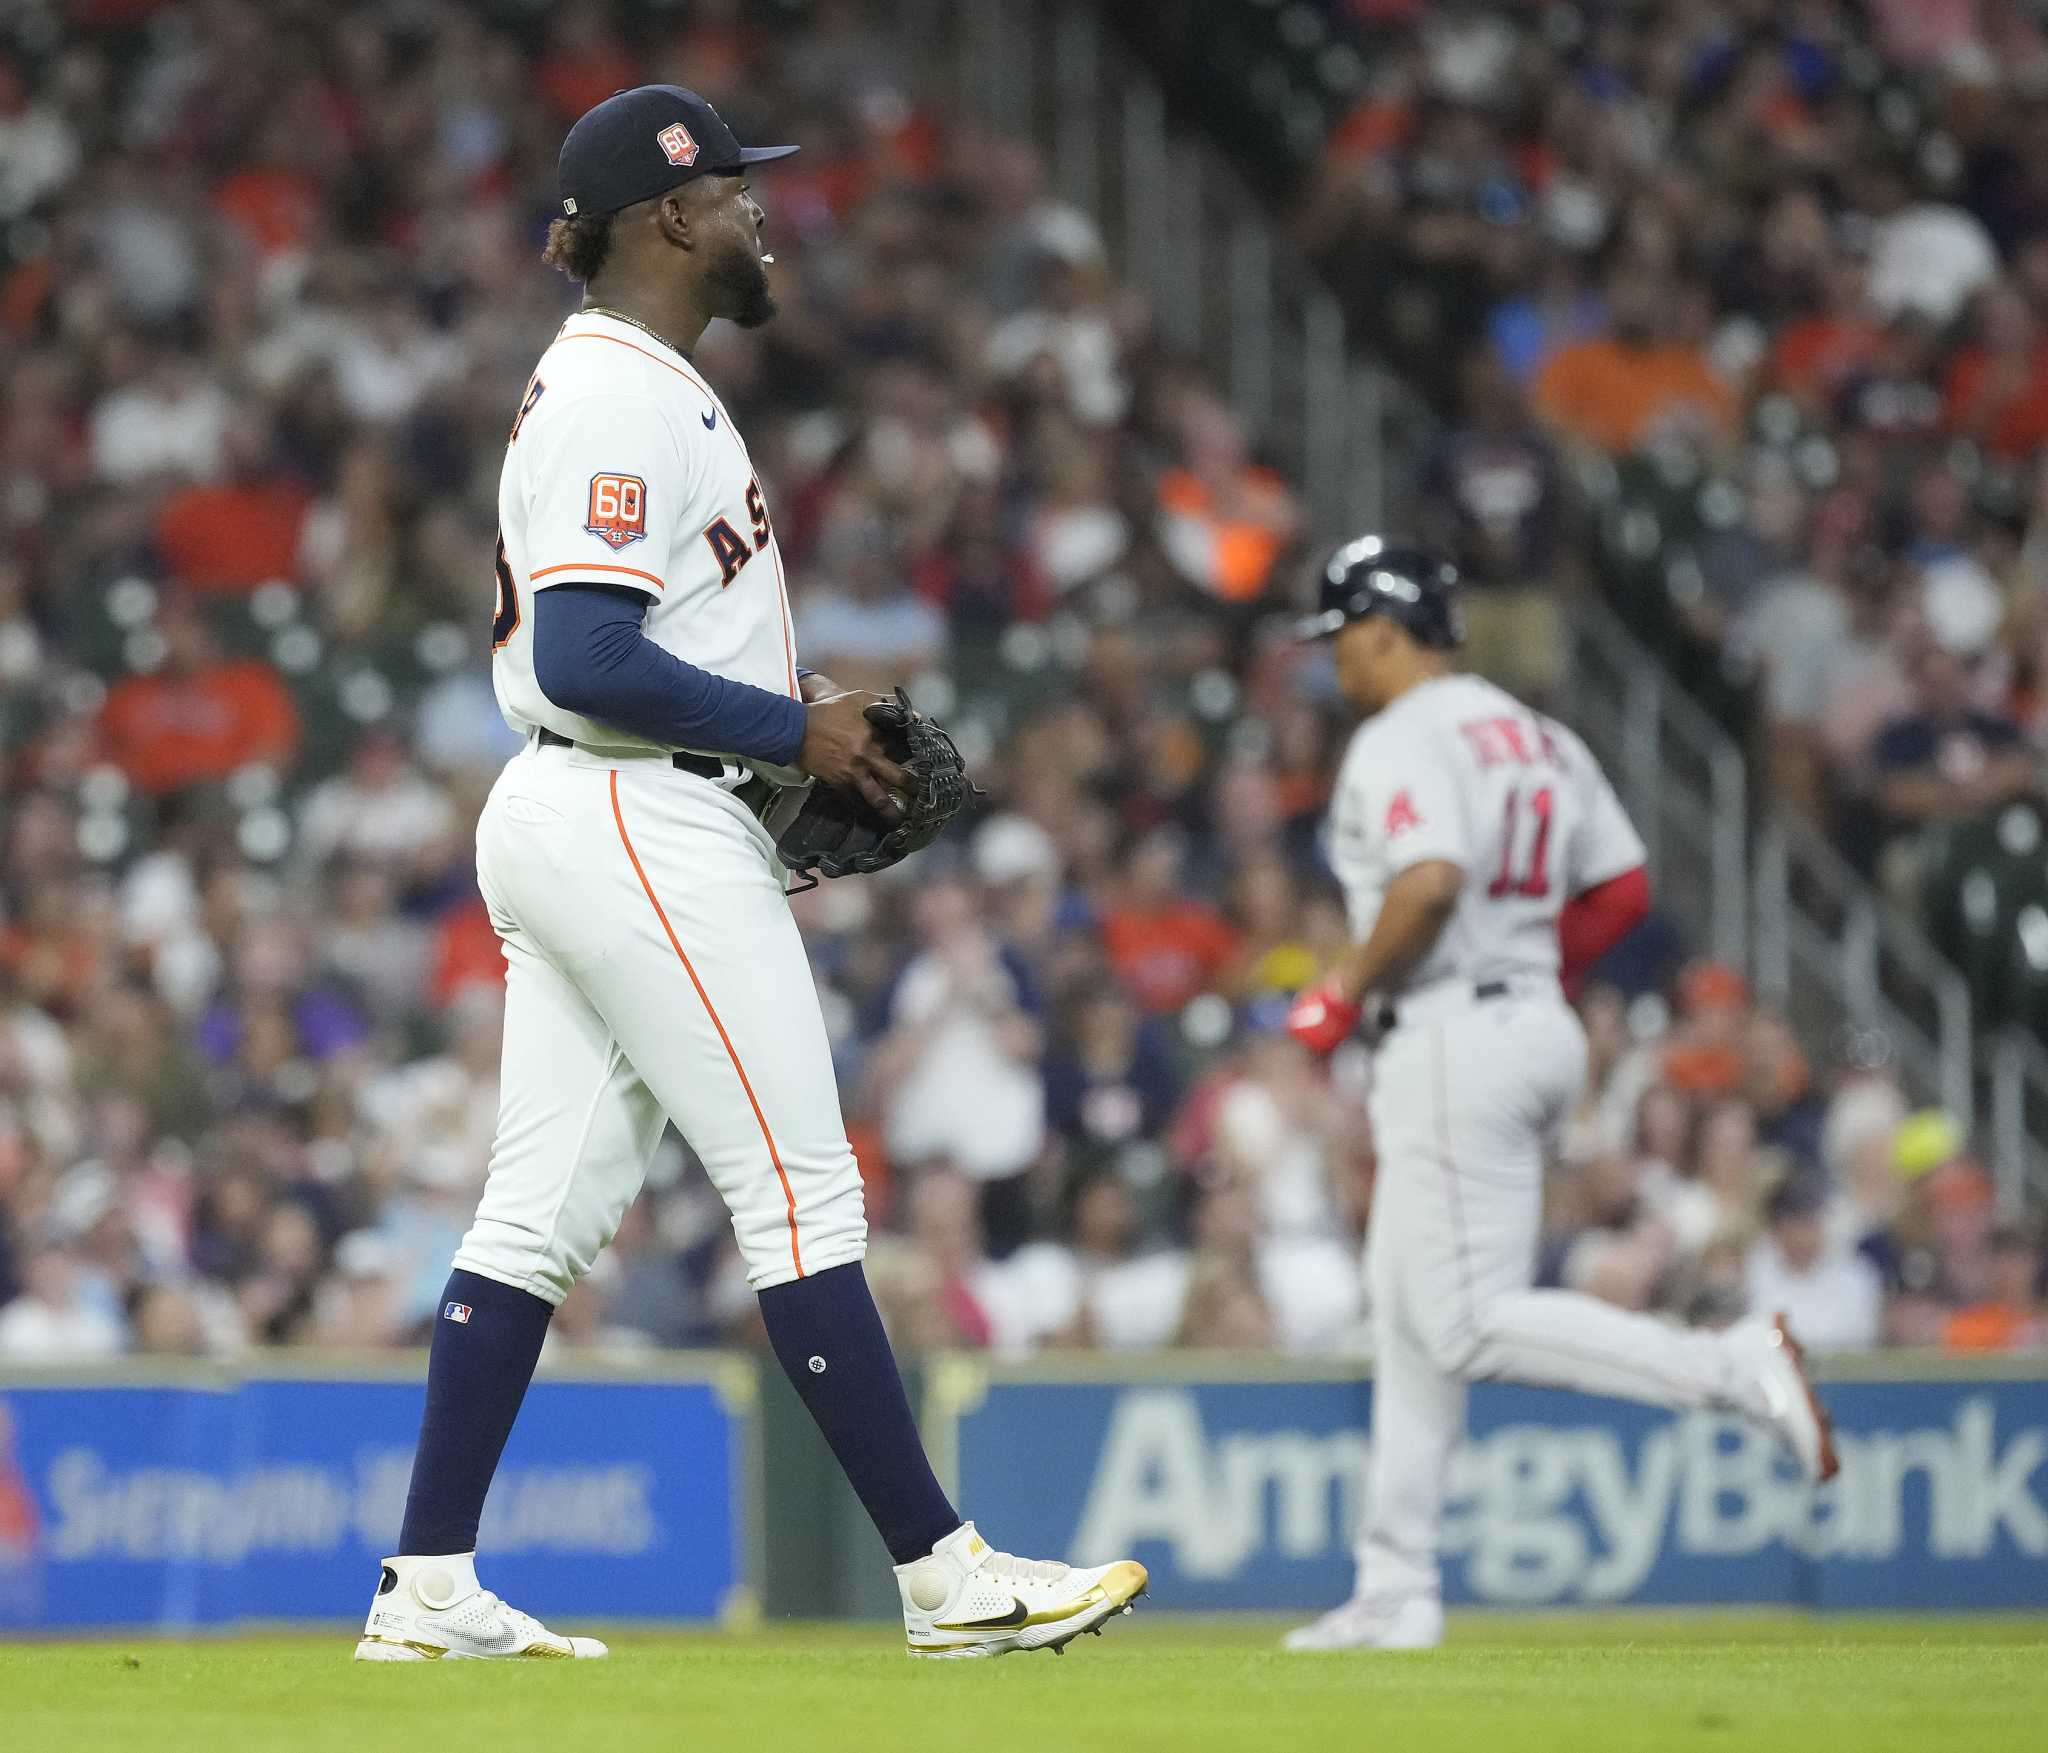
[1564,598,1748,969]
[1750,813,1975,1135]
[1566,601,2048,1214]
[939,0,1389,532]
[1988,1027,2048,1212]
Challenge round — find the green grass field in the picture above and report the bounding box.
[6,1614,2046,1753]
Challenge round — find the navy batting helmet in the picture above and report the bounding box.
[1294,535,1464,649]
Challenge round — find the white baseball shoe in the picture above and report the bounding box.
[896,1522,1148,1658]
[354,1552,608,1661]
[1735,1313,1840,1483]
[1282,1594,1444,1651]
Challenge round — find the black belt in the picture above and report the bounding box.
[535,728,779,820]
[1376,979,1511,1034]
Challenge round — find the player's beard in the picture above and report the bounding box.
[708,245,777,329]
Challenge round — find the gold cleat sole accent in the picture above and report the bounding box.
[1095,1561,1148,1611]
[356,1636,448,1660]
[354,1634,579,1661]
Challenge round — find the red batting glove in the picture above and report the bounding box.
[1286,981,1361,1055]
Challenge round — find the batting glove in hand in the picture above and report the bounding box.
[1286,981,1361,1055]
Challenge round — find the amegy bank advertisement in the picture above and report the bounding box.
[941,1366,2048,1611]
[0,1368,747,1630]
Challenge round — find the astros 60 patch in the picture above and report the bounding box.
[585,472,648,549]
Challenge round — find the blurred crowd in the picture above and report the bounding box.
[0,0,2042,1367]
[1297,0,2048,963]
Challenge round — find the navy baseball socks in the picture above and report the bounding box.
[760,1264,1151,1655]
[366,1259,1145,1660]
[397,1268,554,1556]
[757,1261,962,1564]
[360,1269,609,1659]
[393,1262,956,1564]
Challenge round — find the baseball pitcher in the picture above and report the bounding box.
[358,86,1143,1663]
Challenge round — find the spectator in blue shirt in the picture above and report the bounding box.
[1866,639,2036,851]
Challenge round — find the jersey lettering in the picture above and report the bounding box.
[746,477,771,551]
[585,473,648,550]
[509,375,545,443]
[1460,715,1563,770]
[1385,790,1423,838]
[491,533,519,650]
[703,515,753,586]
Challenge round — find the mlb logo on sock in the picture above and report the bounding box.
[444,1302,472,1324]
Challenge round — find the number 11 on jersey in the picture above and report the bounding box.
[1489,785,1553,899]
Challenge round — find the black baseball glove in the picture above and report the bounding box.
[775,688,976,886]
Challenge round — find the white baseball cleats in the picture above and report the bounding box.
[1737,1312,1841,1482]
[896,1522,1148,1658]
[358,1530,1144,1664]
[355,1552,608,1661]
[1283,1594,1444,1652]
[1282,1313,1840,1657]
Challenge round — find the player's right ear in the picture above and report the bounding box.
[655,191,693,250]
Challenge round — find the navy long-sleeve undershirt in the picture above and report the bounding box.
[530,583,807,766]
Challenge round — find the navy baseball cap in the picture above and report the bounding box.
[558,85,799,219]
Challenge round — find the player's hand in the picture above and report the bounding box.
[1286,980,1362,1055]
[797,689,913,820]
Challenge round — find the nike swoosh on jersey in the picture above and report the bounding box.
[701,409,718,430]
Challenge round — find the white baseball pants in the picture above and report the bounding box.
[452,740,868,1302]
[1356,986,1760,1604]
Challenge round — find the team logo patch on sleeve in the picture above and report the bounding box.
[585,473,648,550]
[1384,789,1423,837]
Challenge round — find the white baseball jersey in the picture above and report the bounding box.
[491,309,799,762]
[1325,672,1644,993]
[452,310,868,1304]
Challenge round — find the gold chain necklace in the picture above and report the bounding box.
[579,303,688,357]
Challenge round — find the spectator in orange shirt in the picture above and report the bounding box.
[152,415,310,594]
[1155,387,1300,602]
[1320,87,1415,172]
[1659,960,1751,1096]
[1099,828,1241,1013]
[212,111,326,263]
[1942,279,2048,458]
[1769,249,1885,415]
[0,873,110,1021]
[1943,1225,2047,1351]
[534,7,639,124]
[96,594,300,798]
[429,897,507,1010]
[1533,262,1738,455]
